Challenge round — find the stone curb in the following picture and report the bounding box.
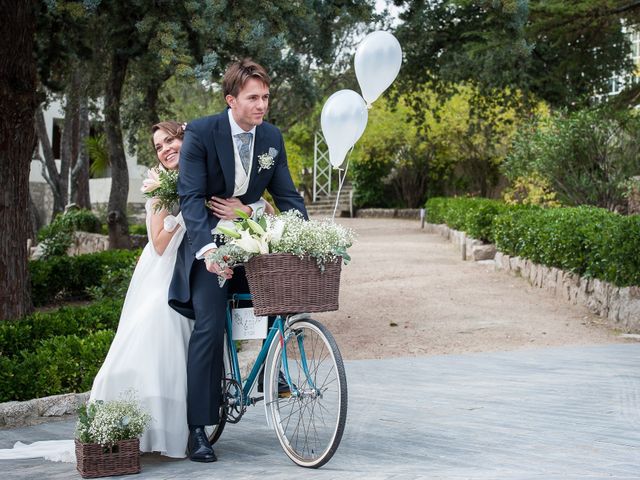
[0,392,89,429]
[355,208,421,219]
[426,222,640,333]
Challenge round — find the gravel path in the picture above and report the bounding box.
[313,217,632,360]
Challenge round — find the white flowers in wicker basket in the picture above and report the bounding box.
[206,210,355,285]
[75,392,151,447]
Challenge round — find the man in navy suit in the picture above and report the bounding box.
[168,59,307,462]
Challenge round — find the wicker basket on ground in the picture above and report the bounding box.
[75,438,140,478]
[244,253,342,316]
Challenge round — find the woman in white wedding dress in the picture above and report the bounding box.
[88,121,192,458]
[0,121,272,462]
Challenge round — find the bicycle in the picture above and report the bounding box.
[205,293,348,468]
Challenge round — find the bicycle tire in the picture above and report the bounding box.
[205,406,226,445]
[265,318,347,468]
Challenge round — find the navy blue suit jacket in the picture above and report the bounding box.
[168,110,307,318]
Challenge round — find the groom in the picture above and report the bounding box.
[168,59,307,462]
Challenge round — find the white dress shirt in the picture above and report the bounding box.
[195,110,265,260]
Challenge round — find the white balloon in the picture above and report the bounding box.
[321,90,368,168]
[354,31,402,105]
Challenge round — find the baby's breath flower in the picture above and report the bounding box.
[75,391,151,447]
[206,209,355,280]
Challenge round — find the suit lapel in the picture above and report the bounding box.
[213,112,235,197]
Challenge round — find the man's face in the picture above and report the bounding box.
[226,77,270,131]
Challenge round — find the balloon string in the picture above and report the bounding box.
[332,147,353,221]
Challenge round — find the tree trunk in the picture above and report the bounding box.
[71,91,91,208]
[59,74,79,208]
[0,0,37,320]
[105,52,131,249]
[35,105,65,216]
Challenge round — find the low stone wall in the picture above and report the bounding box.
[0,392,89,429]
[494,253,640,332]
[425,223,497,261]
[67,232,148,256]
[426,222,640,332]
[356,208,421,219]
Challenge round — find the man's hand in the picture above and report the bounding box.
[208,197,251,220]
[203,247,233,279]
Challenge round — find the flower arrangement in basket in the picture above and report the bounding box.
[207,210,355,315]
[74,393,151,478]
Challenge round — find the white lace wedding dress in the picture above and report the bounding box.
[0,201,193,462]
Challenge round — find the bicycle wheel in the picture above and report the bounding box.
[265,318,347,468]
[205,405,226,445]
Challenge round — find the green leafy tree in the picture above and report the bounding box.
[393,0,639,110]
[503,107,640,211]
[350,85,524,207]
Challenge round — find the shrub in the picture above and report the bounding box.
[2,330,115,402]
[29,249,139,306]
[37,209,102,259]
[86,258,137,302]
[427,197,640,286]
[351,153,394,208]
[503,107,640,211]
[502,172,561,207]
[129,223,147,236]
[0,299,123,358]
[425,197,510,242]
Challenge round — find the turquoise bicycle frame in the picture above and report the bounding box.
[224,293,309,405]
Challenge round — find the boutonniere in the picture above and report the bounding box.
[257,147,278,172]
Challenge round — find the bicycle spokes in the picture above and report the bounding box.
[265,319,347,468]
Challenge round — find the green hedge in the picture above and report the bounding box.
[0,330,115,402]
[426,197,640,287]
[425,197,513,243]
[494,206,640,286]
[0,299,122,358]
[0,299,123,402]
[29,249,139,307]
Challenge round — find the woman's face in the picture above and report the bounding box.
[153,129,182,170]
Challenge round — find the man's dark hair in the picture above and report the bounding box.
[222,58,270,98]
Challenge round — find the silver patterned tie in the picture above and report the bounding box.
[235,132,253,174]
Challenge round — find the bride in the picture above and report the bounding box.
[89,120,192,458]
[0,121,272,462]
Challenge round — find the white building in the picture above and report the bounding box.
[30,98,147,225]
[594,26,640,101]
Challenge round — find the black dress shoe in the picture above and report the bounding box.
[188,427,217,463]
[257,370,292,397]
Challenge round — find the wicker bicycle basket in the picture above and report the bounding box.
[75,438,140,478]
[244,253,342,316]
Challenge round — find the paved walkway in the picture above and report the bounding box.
[2,218,639,479]
[1,344,639,479]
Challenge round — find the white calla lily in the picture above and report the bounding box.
[233,229,262,254]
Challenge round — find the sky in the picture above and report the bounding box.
[376,0,404,26]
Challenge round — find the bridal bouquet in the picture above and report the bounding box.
[206,210,355,285]
[140,167,178,212]
[75,394,151,447]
